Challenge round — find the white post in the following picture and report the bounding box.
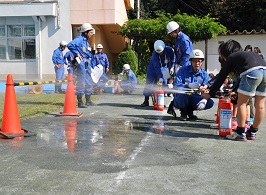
[137,0,140,19]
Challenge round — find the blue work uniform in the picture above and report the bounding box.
[173,65,214,110]
[175,32,193,67]
[67,34,94,96]
[91,52,110,89]
[52,47,65,88]
[143,46,175,96]
[120,69,138,92]
[64,51,75,75]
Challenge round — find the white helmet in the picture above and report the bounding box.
[190,49,205,61]
[154,40,165,53]
[123,64,130,70]
[60,40,67,47]
[166,21,179,34]
[96,44,103,49]
[79,23,94,33]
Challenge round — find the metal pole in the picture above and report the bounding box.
[137,0,140,19]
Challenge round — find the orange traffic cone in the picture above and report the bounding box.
[64,120,77,152]
[0,74,36,139]
[56,73,83,117]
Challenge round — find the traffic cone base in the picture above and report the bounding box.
[0,74,36,139]
[0,129,36,139]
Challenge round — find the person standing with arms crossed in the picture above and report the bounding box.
[67,23,96,108]
[166,21,193,73]
[52,41,67,93]
[201,39,266,141]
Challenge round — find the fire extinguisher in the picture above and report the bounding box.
[153,89,164,111]
[114,81,120,94]
[216,96,227,126]
[219,98,233,137]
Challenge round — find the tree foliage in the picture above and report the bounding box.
[121,13,226,43]
[128,0,266,31]
[112,44,138,75]
[120,13,226,74]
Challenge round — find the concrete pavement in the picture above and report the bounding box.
[0,86,266,195]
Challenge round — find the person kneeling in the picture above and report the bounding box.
[167,49,214,120]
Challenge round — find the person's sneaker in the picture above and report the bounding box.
[246,130,256,140]
[226,132,247,142]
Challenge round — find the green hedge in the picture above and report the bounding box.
[112,44,138,75]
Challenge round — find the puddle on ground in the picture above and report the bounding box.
[37,119,169,153]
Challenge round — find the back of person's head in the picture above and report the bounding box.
[244,45,252,51]
[167,77,174,83]
[209,73,214,79]
[219,39,243,58]
[254,47,261,53]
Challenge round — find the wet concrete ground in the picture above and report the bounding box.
[0,86,266,195]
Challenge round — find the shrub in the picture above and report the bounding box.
[112,44,138,75]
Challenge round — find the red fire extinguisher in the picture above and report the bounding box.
[114,81,120,94]
[219,98,233,137]
[153,89,164,111]
[216,96,227,126]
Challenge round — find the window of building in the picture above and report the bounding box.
[0,25,35,60]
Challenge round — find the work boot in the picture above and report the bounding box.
[167,101,176,118]
[180,108,188,121]
[187,105,198,120]
[141,96,149,107]
[55,85,59,93]
[85,95,96,106]
[58,87,64,94]
[77,95,87,108]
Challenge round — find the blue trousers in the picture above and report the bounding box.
[121,80,136,91]
[54,66,65,87]
[173,93,214,110]
[75,61,94,96]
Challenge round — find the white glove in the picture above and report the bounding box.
[188,82,199,89]
[159,78,164,83]
[170,67,174,75]
[197,99,207,110]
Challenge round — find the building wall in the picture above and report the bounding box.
[0,0,130,80]
[0,0,72,80]
[41,0,71,80]
[70,0,128,26]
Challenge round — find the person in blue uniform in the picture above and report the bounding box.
[167,49,214,120]
[202,39,266,141]
[91,44,110,94]
[52,40,67,93]
[166,21,193,72]
[67,23,96,108]
[120,64,137,94]
[141,40,176,107]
